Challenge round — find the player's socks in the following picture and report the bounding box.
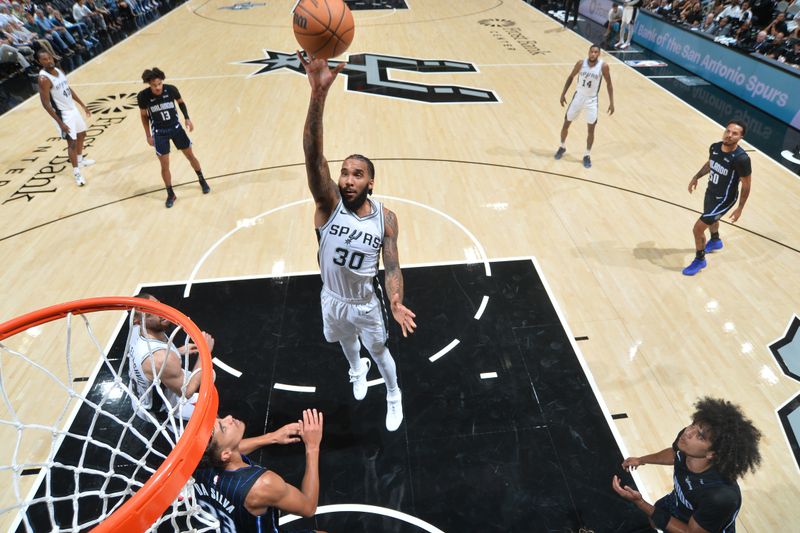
[166,186,176,208]
[386,387,403,432]
[73,167,85,186]
[196,170,210,194]
[710,232,719,240]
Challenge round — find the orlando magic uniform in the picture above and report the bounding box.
[136,84,191,156]
[316,197,388,350]
[126,324,196,421]
[700,141,751,225]
[652,430,741,532]
[39,68,86,140]
[566,59,604,124]
[194,458,315,533]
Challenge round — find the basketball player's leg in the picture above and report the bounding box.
[683,199,716,275]
[556,99,580,159]
[75,130,95,168]
[321,291,369,399]
[175,128,209,193]
[357,297,403,431]
[705,220,723,252]
[61,117,85,186]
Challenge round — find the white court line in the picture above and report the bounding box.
[212,357,242,378]
[480,372,498,379]
[473,295,490,320]
[274,383,316,393]
[529,255,652,503]
[429,339,460,363]
[184,194,491,297]
[279,503,445,533]
[367,378,385,387]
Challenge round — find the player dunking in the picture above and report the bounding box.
[299,52,416,432]
[36,50,95,187]
[137,68,209,208]
[554,44,614,169]
[683,120,752,276]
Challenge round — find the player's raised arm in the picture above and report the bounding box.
[299,51,346,224]
[382,208,416,337]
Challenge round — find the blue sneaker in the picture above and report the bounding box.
[583,155,592,168]
[682,258,707,276]
[704,238,723,253]
[554,147,566,160]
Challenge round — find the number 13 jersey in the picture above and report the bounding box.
[317,197,385,302]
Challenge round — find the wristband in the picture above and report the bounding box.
[650,507,671,530]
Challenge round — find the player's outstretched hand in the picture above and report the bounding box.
[298,408,323,451]
[688,176,698,193]
[201,331,215,353]
[611,475,643,503]
[391,303,417,337]
[185,118,194,132]
[728,207,743,223]
[270,422,302,445]
[297,51,346,94]
[621,456,644,471]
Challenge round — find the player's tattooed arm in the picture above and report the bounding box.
[383,209,417,337]
[299,51,345,220]
[688,161,710,192]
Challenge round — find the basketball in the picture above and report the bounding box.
[292,0,355,60]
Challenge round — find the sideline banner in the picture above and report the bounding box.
[633,10,800,127]
[579,0,615,25]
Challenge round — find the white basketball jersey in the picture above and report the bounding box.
[575,59,603,97]
[317,198,385,302]
[39,68,76,114]
[127,325,184,420]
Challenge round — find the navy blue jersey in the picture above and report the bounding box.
[194,456,280,533]
[706,142,751,198]
[665,430,741,532]
[137,84,182,131]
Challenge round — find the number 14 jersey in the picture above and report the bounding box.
[317,198,385,302]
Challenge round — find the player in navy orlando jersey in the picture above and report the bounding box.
[137,67,209,208]
[299,52,416,432]
[612,397,761,533]
[683,120,752,276]
[194,410,325,533]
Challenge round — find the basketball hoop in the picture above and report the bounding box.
[0,297,219,532]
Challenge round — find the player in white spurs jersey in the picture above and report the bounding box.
[127,293,214,423]
[554,44,615,169]
[299,52,417,432]
[36,50,94,186]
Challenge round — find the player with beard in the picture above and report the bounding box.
[298,52,416,432]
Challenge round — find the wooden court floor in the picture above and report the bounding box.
[0,1,798,531]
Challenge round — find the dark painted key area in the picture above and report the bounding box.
[22,260,654,532]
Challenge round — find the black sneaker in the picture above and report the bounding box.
[199,179,210,194]
[554,147,566,160]
[165,194,176,208]
[583,155,592,168]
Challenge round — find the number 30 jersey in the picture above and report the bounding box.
[317,198,385,302]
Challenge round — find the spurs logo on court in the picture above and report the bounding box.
[769,316,800,472]
[238,51,499,104]
[478,18,516,27]
[219,1,265,9]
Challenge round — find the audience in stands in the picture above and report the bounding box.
[642,0,800,68]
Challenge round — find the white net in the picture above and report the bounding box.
[0,300,220,533]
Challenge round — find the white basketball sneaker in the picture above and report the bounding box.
[348,358,371,401]
[78,157,95,167]
[386,389,403,432]
[74,171,86,186]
